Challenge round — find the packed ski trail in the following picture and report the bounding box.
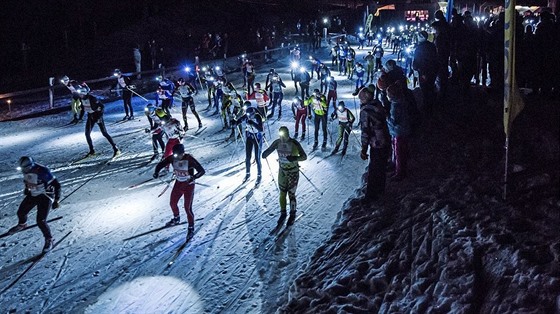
[0,47,366,312]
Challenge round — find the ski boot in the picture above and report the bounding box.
[186,226,195,241]
[8,223,27,235]
[287,211,297,226]
[165,216,180,227]
[341,148,347,157]
[128,115,134,121]
[243,173,250,183]
[150,152,160,161]
[255,174,262,185]
[277,211,287,226]
[122,115,129,121]
[331,147,339,155]
[294,132,299,139]
[321,142,327,151]
[42,237,54,253]
[85,150,96,158]
[198,123,203,129]
[312,142,318,151]
[301,133,305,141]
[112,147,121,158]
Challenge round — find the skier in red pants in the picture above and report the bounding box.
[153,144,205,240]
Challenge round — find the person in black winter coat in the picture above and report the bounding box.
[413,31,438,114]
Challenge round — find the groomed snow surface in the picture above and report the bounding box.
[1,44,559,313]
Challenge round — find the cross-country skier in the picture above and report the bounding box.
[326,76,338,111]
[234,101,264,183]
[176,78,203,130]
[305,89,329,151]
[153,144,205,240]
[114,69,135,120]
[79,87,120,158]
[291,96,308,140]
[7,156,61,253]
[155,85,173,116]
[144,104,166,160]
[265,72,286,119]
[159,76,176,110]
[246,83,269,121]
[262,126,307,225]
[245,60,256,94]
[330,101,355,156]
[223,82,243,140]
[201,66,215,110]
[61,75,85,124]
[153,108,184,170]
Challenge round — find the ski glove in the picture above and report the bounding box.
[360,151,368,160]
[52,200,60,209]
[153,172,159,179]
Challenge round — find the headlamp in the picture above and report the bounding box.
[113,73,119,77]
[279,130,287,137]
[185,67,191,72]
[16,166,22,171]
[309,56,313,60]
[299,67,306,73]
[326,77,331,82]
[215,66,220,70]
[291,61,299,69]
[202,66,207,71]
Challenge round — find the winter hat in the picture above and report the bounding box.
[418,31,429,42]
[358,85,375,104]
[377,72,389,91]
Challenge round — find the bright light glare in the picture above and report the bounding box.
[85,276,204,313]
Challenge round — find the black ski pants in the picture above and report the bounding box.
[313,114,328,145]
[85,112,117,153]
[122,90,133,116]
[17,194,52,239]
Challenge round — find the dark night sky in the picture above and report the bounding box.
[0,0,355,91]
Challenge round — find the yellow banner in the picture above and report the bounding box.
[365,14,373,32]
[504,0,525,137]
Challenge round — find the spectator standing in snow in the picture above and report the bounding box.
[359,85,390,202]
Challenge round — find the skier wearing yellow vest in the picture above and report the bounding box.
[304,89,329,151]
[262,126,307,226]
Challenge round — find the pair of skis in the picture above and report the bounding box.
[1,230,72,295]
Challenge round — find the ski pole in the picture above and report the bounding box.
[299,168,323,195]
[157,176,175,198]
[128,88,150,102]
[263,156,279,191]
[328,118,334,146]
[353,96,360,125]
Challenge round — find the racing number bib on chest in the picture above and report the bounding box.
[173,160,191,182]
